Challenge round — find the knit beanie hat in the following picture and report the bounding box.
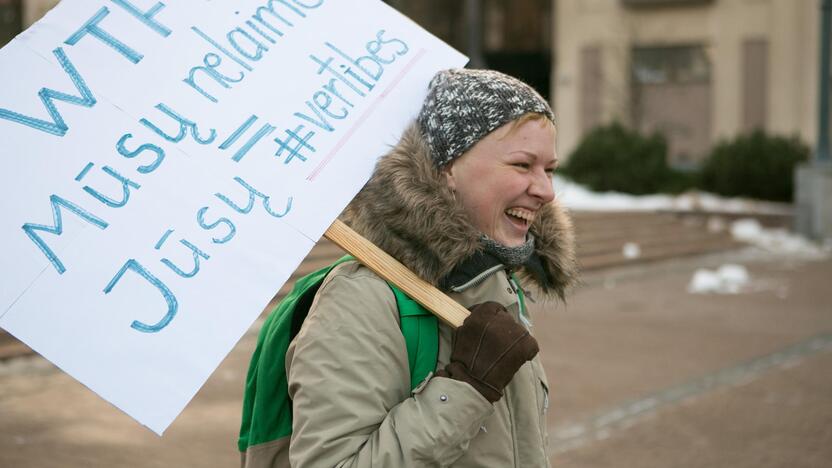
[417,68,555,168]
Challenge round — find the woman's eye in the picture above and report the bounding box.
[513,162,530,169]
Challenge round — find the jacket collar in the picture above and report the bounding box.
[343,124,578,300]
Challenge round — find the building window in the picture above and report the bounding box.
[631,44,712,167]
[742,38,769,132]
[632,45,710,85]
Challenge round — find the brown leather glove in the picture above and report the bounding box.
[437,301,539,403]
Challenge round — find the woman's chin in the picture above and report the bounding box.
[495,218,529,246]
[493,231,528,247]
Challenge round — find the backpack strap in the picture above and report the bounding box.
[510,273,527,316]
[390,285,439,390]
[332,257,438,390]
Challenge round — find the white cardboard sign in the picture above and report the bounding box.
[0,0,466,434]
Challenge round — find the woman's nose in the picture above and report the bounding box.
[528,170,554,203]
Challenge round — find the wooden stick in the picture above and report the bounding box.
[324,219,469,328]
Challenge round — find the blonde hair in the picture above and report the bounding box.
[501,112,555,139]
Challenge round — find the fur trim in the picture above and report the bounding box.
[343,123,577,300]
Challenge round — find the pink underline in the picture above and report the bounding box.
[307,48,427,181]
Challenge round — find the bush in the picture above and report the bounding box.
[660,169,700,194]
[700,130,809,202]
[561,122,678,194]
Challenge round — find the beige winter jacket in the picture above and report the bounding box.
[285,260,554,467]
[244,123,577,467]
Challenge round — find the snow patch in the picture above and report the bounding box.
[553,176,829,260]
[622,242,641,259]
[731,218,830,259]
[688,264,751,294]
[555,176,792,215]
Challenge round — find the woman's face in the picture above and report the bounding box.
[445,117,557,247]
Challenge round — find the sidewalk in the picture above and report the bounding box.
[538,249,832,467]
[0,248,830,467]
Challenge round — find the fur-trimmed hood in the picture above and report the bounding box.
[343,124,578,300]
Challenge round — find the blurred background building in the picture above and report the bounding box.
[387,0,827,170]
[387,0,830,240]
[0,0,56,45]
[1,0,829,171]
[555,0,824,169]
[0,0,21,46]
[386,0,553,99]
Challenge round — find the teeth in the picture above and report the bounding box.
[505,208,534,223]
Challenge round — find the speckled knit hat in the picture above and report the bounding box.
[417,68,555,168]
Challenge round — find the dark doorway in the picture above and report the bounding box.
[385,0,552,99]
[0,0,22,48]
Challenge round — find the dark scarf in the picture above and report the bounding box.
[479,234,536,268]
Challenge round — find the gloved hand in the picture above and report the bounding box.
[437,301,539,402]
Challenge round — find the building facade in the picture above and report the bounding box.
[554,0,824,167]
[387,0,553,98]
[0,0,22,46]
[4,0,825,170]
[0,0,57,47]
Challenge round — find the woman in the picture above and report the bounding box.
[243,69,577,467]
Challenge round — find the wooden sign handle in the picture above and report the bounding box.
[324,219,469,328]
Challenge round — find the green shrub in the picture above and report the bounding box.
[700,130,809,202]
[561,122,676,194]
[661,169,700,194]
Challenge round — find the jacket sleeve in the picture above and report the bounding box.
[285,266,494,467]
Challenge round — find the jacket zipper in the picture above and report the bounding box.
[449,265,505,293]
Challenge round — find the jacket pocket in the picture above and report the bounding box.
[531,360,550,413]
[531,359,550,451]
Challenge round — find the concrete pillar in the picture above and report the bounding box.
[794,0,832,241]
[795,164,832,241]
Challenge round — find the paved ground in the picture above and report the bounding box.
[1,248,830,467]
[537,250,832,467]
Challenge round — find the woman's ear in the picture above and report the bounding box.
[443,164,457,191]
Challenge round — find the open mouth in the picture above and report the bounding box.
[505,208,534,228]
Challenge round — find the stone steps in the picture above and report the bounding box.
[574,210,741,269]
[580,235,740,270]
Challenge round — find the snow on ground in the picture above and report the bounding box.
[552,176,830,294]
[622,242,641,259]
[687,223,830,294]
[730,218,831,258]
[554,176,792,215]
[554,175,829,259]
[688,264,750,294]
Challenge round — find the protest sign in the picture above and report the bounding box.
[0,0,466,434]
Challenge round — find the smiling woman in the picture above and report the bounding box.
[240,68,577,467]
[445,116,557,247]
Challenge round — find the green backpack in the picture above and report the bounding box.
[238,256,439,452]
